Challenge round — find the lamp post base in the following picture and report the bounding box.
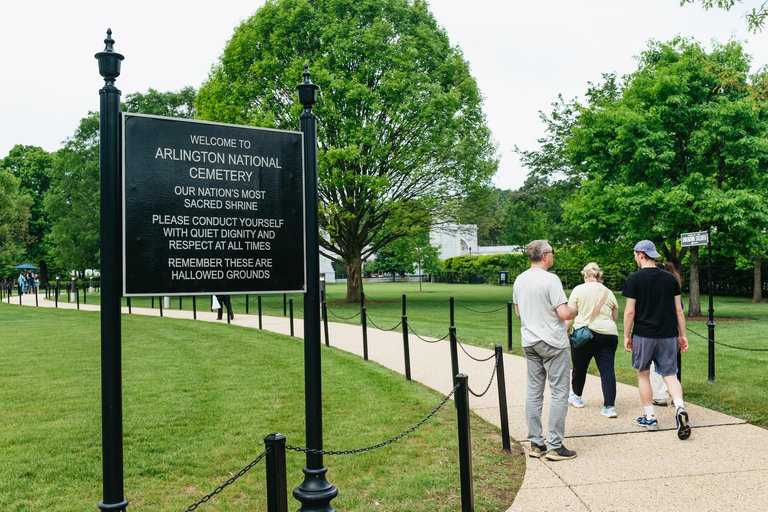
[293,466,338,512]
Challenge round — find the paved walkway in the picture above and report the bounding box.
[9,292,768,511]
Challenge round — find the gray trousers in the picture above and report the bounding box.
[524,340,570,451]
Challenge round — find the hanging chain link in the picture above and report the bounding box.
[456,338,496,362]
[366,315,403,332]
[686,326,768,352]
[182,447,271,511]
[326,307,362,320]
[407,323,451,343]
[468,353,499,398]
[455,300,507,314]
[286,382,461,456]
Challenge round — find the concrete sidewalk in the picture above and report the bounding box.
[11,292,768,511]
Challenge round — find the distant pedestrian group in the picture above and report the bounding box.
[513,239,692,462]
[17,272,37,295]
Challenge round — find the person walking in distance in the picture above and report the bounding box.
[514,240,579,460]
[623,240,692,440]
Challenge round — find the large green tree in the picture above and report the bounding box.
[561,38,768,314]
[196,0,497,302]
[1,145,53,281]
[0,167,33,275]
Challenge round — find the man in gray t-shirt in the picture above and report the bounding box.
[513,240,578,461]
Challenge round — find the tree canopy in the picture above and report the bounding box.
[197,0,498,301]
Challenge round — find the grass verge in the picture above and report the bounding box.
[0,302,524,511]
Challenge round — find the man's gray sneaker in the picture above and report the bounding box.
[529,443,547,458]
[544,446,577,461]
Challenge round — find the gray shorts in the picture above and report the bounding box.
[631,335,678,375]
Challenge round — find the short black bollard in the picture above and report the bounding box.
[76,285,80,310]
[55,284,59,308]
[455,374,474,512]
[83,283,87,304]
[507,301,513,351]
[289,299,294,337]
[322,298,330,347]
[283,293,287,317]
[402,315,411,381]
[402,293,406,316]
[495,345,511,452]
[35,288,39,307]
[151,296,154,309]
[193,296,197,320]
[258,295,263,329]
[265,433,288,512]
[449,326,459,388]
[159,296,163,317]
[246,294,250,315]
[361,306,369,361]
[19,287,22,305]
[179,296,182,310]
[450,295,455,328]
[127,297,131,314]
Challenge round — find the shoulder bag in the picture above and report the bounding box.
[570,287,610,348]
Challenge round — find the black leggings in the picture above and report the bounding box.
[571,330,618,407]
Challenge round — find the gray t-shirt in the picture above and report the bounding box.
[513,267,569,348]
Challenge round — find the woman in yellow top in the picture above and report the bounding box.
[566,262,620,418]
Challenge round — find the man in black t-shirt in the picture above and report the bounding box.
[623,240,691,440]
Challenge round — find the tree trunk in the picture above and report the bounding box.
[344,255,363,303]
[688,246,701,316]
[753,253,763,303]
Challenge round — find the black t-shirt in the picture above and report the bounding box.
[622,267,681,338]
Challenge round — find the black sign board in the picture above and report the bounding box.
[681,230,709,247]
[122,113,306,296]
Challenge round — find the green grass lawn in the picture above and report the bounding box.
[0,302,524,512]
[41,280,768,427]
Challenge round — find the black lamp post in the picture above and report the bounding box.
[95,29,128,512]
[293,65,338,511]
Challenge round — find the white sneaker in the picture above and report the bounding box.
[568,392,585,408]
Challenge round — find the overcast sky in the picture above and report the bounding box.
[2,0,768,190]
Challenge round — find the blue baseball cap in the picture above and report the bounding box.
[633,240,660,258]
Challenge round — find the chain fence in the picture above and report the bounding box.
[286,381,461,456]
[326,307,362,321]
[686,326,768,352]
[407,323,451,343]
[454,300,507,314]
[366,315,403,332]
[456,338,496,362]
[468,354,499,398]
[183,447,271,511]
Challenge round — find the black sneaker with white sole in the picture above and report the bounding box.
[529,443,547,458]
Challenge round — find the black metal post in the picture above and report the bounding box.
[159,297,163,317]
[402,293,406,316]
[193,296,197,320]
[449,326,459,388]
[84,282,87,304]
[55,278,59,308]
[322,297,330,347]
[402,315,411,381]
[506,302,513,351]
[284,293,287,316]
[293,65,337,511]
[495,345,511,452]
[127,297,131,315]
[265,433,288,512]
[258,295,263,330]
[76,279,80,310]
[95,29,128,512]
[360,291,365,324]
[179,296,182,310]
[361,307,368,361]
[151,296,154,309]
[450,295,455,328]
[707,228,716,383]
[35,286,39,307]
[455,374,474,512]
[290,299,295,337]
[246,294,250,314]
